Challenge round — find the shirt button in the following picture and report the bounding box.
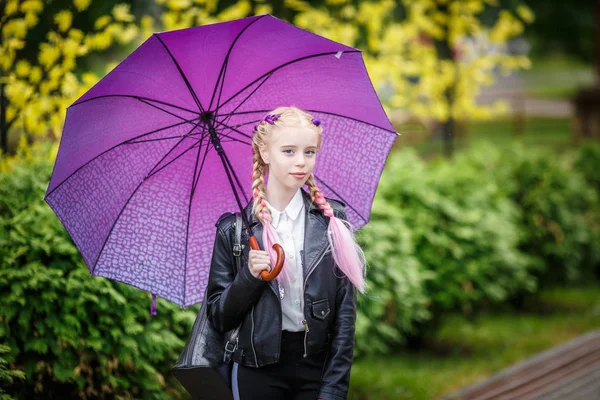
[295,300,300,305]
[290,254,295,259]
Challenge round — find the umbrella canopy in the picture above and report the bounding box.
[44,14,398,308]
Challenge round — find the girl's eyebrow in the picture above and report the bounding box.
[280,144,317,149]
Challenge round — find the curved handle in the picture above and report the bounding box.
[248,236,285,281]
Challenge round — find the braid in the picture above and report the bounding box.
[305,173,367,293]
[305,173,334,218]
[251,147,272,225]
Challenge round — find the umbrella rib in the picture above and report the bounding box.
[91,120,203,275]
[217,109,273,117]
[216,72,274,130]
[153,33,206,114]
[216,50,361,110]
[45,116,202,199]
[127,134,196,144]
[70,94,200,115]
[312,174,367,226]
[192,132,212,195]
[147,133,206,180]
[210,14,267,114]
[136,97,199,123]
[304,109,398,135]
[183,130,209,306]
[213,118,252,141]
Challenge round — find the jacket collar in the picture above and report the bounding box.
[243,187,330,295]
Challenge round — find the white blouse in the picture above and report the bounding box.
[264,188,306,332]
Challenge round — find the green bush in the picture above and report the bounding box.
[379,147,536,309]
[574,140,600,194]
[0,143,197,399]
[0,343,25,400]
[354,199,433,356]
[465,142,600,284]
[355,147,537,352]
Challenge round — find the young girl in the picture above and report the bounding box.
[205,106,366,400]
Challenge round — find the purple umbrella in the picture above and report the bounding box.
[44,14,398,309]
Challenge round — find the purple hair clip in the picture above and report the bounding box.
[312,118,321,126]
[264,114,280,125]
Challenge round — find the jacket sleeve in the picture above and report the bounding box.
[318,208,358,400]
[205,219,266,333]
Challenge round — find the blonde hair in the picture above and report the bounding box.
[250,106,366,293]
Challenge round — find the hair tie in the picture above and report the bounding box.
[312,118,321,126]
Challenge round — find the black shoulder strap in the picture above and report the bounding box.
[224,212,243,360]
[233,212,242,272]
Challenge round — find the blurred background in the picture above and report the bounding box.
[1,0,599,399]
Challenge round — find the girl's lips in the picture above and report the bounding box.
[291,173,306,179]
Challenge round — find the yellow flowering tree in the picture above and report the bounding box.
[287,0,534,155]
[0,0,139,155]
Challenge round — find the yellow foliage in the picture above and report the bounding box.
[168,0,193,11]
[217,1,252,22]
[20,0,43,13]
[24,13,39,27]
[285,0,312,12]
[3,19,28,38]
[95,15,112,30]
[73,0,92,12]
[61,72,79,97]
[255,4,272,15]
[15,60,31,78]
[112,4,134,23]
[38,44,61,69]
[29,67,43,84]
[54,10,73,32]
[6,0,19,16]
[516,4,534,24]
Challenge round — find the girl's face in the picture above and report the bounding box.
[260,126,320,193]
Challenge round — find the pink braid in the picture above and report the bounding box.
[253,192,292,285]
[308,179,366,293]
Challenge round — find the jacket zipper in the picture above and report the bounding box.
[301,246,330,358]
[251,305,258,367]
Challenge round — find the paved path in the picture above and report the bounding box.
[440,329,600,400]
[478,71,573,118]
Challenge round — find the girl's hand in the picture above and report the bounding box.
[248,249,271,279]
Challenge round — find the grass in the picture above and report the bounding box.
[348,284,600,400]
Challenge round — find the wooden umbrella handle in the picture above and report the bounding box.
[248,236,285,281]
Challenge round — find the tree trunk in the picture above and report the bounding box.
[1,82,6,156]
[435,3,456,159]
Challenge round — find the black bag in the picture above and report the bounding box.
[172,212,244,400]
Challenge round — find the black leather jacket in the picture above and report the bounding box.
[205,188,357,400]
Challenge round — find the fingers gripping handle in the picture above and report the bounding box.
[248,236,285,281]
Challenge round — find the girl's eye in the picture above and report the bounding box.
[282,149,316,155]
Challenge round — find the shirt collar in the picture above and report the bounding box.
[264,188,304,228]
